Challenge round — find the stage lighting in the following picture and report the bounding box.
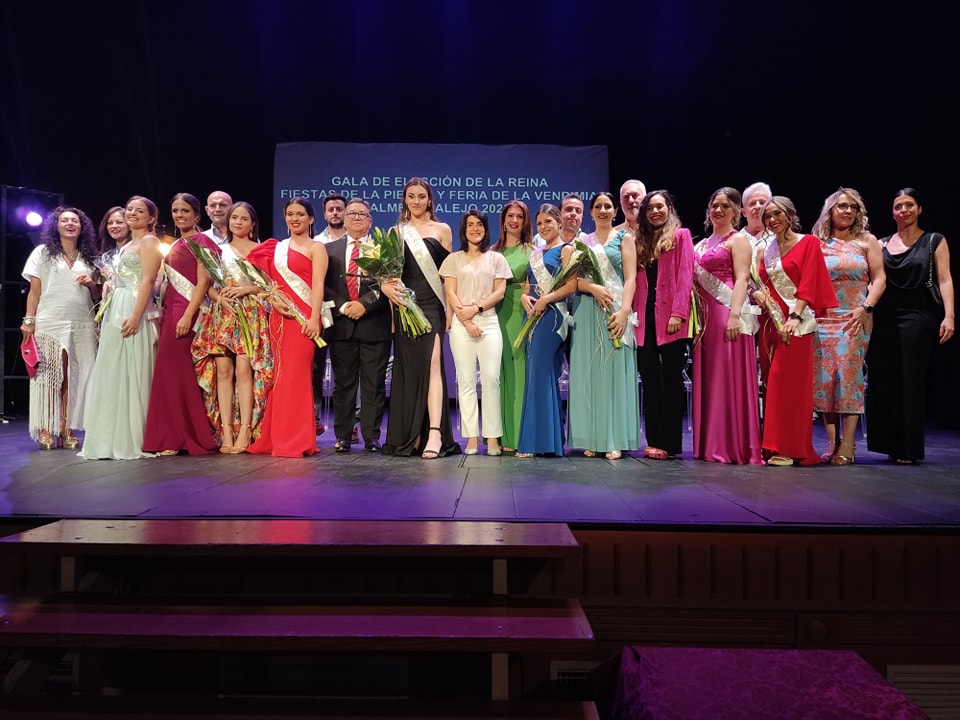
[3,186,63,233]
[25,211,43,227]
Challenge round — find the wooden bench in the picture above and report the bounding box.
[0,520,592,705]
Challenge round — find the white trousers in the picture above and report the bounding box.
[448,311,503,438]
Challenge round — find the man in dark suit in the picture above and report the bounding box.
[324,198,392,452]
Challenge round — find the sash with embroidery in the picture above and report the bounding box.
[399,223,445,308]
[587,232,638,348]
[693,240,760,335]
[274,239,332,327]
[529,246,571,340]
[764,239,816,335]
[163,241,196,303]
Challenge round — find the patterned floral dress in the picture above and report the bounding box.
[813,238,870,414]
[192,242,273,441]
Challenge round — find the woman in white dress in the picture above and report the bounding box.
[20,206,100,450]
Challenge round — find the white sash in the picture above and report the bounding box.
[399,223,445,308]
[274,239,332,328]
[694,240,760,335]
[588,232,638,348]
[764,239,817,335]
[529,246,570,341]
[163,260,195,303]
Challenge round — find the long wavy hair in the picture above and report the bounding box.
[98,205,130,253]
[493,199,533,251]
[38,206,98,265]
[812,187,870,240]
[398,177,436,224]
[636,190,682,267]
[226,201,260,244]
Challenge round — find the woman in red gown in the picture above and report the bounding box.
[752,196,837,466]
[246,198,327,457]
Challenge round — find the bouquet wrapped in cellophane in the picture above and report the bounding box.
[353,226,431,337]
[186,239,257,356]
[231,254,326,349]
[574,239,626,349]
[92,251,120,323]
[749,259,789,346]
[512,244,588,350]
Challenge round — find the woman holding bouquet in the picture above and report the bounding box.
[82,196,162,459]
[633,190,695,460]
[752,196,837,466]
[380,178,460,459]
[192,201,273,453]
[493,200,534,453]
[515,204,578,457]
[692,188,764,465]
[567,192,641,460]
[246,197,327,457]
[142,193,219,455]
[20,206,100,450]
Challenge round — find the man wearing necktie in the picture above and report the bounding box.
[323,198,392,452]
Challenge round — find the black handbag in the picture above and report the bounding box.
[926,232,944,308]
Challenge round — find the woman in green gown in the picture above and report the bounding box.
[493,200,534,452]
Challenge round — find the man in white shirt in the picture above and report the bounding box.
[202,190,232,244]
[314,193,348,243]
[323,198,392,452]
[618,179,647,235]
[742,181,773,248]
[312,193,349,435]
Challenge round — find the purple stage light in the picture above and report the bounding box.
[25,210,43,227]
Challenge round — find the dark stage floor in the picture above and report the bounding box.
[1,416,958,529]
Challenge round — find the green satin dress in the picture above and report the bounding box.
[496,244,532,449]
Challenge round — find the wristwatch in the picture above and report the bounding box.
[788,311,802,320]
[861,303,874,314]
[477,304,484,313]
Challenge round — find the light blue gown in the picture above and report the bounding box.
[81,251,159,459]
[566,232,641,453]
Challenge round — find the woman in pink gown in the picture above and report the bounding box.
[142,193,219,455]
[692,188,764,464]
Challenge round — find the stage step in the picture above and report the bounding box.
[0,695,601,719]
[0,520,593,705]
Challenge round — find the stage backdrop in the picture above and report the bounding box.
[273,142,609,240]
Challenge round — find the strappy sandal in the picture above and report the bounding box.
[767,454,794,466]
[830,440,855,466]
[421,427,442,460]
[605,450,622,460]
[38,429,56,451]
[819,441,837,463]
[583,449,596,458]
[230,424,252,453]
[516,452,534,458]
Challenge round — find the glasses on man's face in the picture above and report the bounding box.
[346,211,370,219]
[835,203,859,213]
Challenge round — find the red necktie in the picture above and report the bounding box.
[347,240,360,302]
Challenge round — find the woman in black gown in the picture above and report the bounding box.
[866,188,954,463]
[380,178,461,458]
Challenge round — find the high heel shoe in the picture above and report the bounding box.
[830,440,856,466]
[225,424,252,454]
[62,431,79,450]
[38,430,56,451]
[421,427,442,460]
[486,440,502,457]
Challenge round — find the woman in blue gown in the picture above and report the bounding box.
[516,204,578,457]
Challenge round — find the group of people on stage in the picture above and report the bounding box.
[19,179,953,465]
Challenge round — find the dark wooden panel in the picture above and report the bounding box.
[0,596,593,653]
